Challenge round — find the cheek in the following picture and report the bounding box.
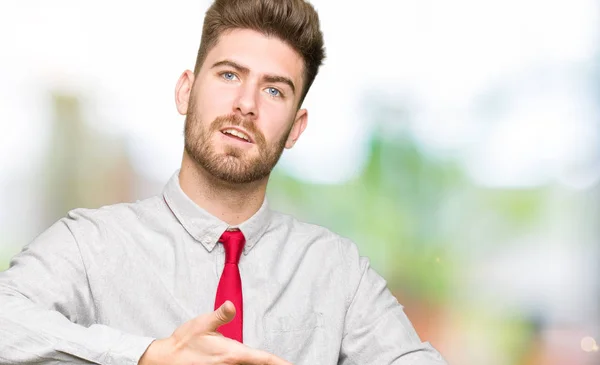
[258,104,296,142]
[195,81,236,118]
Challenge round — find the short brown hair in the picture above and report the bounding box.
[194,0,326,106]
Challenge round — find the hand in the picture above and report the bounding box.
[138,301,292,365]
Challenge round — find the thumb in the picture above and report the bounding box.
[204,300,236,332]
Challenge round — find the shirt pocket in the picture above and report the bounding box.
[263,310,326,365]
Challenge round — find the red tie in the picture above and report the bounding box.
[214,229,245,342]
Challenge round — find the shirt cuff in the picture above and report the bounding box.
[105,335,156,365]
[54,325,156,365]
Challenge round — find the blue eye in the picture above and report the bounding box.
[266,87,281,97]
[222,72,236,81]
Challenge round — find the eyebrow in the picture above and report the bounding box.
[211,59,296,95]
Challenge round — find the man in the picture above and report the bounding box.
[0,0,447,364]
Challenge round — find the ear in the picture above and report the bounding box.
[285,108,308,149]
[175,70,195,115]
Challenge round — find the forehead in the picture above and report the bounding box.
[203,28,304,88]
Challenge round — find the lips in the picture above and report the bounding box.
[219,127,254,143]
[222,131,250,143]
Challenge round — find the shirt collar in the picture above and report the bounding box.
[162,170,272,255]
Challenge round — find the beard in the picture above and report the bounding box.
[184,106,291,184]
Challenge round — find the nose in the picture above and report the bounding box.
[233,82,258,119]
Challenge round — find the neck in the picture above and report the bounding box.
[178,150,268,226]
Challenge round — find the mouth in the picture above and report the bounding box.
[219,127,254,144]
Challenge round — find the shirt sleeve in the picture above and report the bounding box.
[337,238,448,365]
[0,218,155,365]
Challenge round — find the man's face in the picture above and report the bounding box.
[180,28,307,184]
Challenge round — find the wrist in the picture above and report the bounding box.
[138,339,166,365]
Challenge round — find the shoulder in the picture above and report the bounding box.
[269,210,363,263]
[13,196,162,267]
[62,195,165,241]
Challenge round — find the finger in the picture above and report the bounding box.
[204,300,236,332]
[238,347,293,365]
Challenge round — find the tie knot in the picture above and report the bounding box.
[219,229,246,264]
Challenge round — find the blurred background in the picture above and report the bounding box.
[1,0,599,364]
